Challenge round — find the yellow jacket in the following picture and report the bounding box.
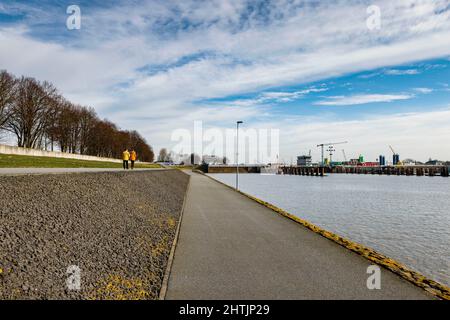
[122,151,130,161]
[130,151,137,161]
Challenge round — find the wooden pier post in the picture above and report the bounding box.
[429,168,435,177]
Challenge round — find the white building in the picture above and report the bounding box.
[202,155,223,165]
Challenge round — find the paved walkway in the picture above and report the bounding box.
[0,168,165,175]
[166,172,433,300]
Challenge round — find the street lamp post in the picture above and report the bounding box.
[236,121,243,190]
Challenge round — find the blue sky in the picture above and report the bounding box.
[204,60,450,119]
[1,0,450,162]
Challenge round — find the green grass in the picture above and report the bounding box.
[172,165,194,170]
[0,154,161,169]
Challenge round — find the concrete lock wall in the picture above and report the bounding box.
[208,166,249,174]
[0,144,123,163]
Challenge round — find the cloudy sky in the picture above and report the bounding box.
[1,0,450,163]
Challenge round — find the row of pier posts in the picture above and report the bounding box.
[281,166,449,177]
[332,166,449,177]
[281,166,325,176]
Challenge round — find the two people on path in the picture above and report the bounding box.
[122,149,137,170]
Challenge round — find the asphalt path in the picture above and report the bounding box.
[166,172,433,300]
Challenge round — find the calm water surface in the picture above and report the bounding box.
[209,173,450,286]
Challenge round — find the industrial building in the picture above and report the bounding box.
[297,155,312,166]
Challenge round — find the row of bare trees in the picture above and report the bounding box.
[0,70,154,162]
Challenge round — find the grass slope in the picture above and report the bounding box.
[0,154,160,169]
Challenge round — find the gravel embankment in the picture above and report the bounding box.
[0,170,189,300]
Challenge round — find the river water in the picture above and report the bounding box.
[209,173,450,287]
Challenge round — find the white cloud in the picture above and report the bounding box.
[414,87,434,94]
[1,0,450,156]
[148,106,450,163]
[315,94,414,106]
[2,1,450,100]
[359,68,421,79]
[261,87,328,102]
[0,27,137,109]
[220,86,330,107]
[384,69,421,76]
[272,107,450,163]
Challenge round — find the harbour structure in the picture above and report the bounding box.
[280,164,449,177]
[316,141,348,166]
[390,145,401,165]
[297,155,312,166]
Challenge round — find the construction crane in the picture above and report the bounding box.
[342,149,348,162]
[317,141,348,166]
[389,145,396,155]
[389,145,401,166]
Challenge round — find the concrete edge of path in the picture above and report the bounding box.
[159,170,192,300]
[198,171,450,300]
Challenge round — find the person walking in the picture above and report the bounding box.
[122,149,130,170]
[130,149,137,170]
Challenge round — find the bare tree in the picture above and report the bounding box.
[86,119,119,158]
[53,101,82,153]
[44,99,62,152]
[128,130,154,162]
[7,77,59,148]
[158,148,168,162]
[0,70,16,129]
[3,70,155,160]
[78,107,97,155]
